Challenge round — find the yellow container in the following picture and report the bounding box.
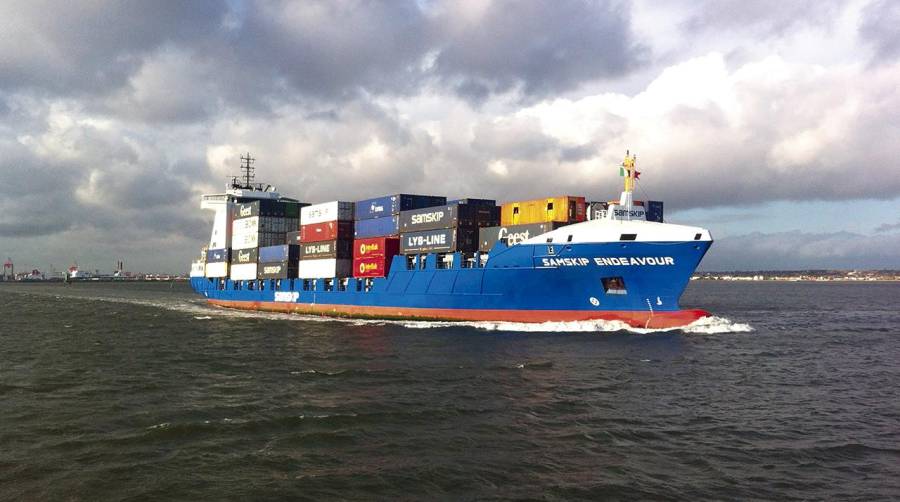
[500,196,586,225]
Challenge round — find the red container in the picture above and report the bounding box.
[300,220,354,242]
[353,255,394,278]
[353,237,400,259]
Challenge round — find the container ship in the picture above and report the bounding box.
[189,152,713,328]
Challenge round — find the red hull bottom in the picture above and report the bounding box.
[207,299,710,329]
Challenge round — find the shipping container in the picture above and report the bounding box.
[500,196,586,226]
[230,247,258,264]
[297,258,353,279]
[257,261,298,279]
[205,261,229,278]
[259,244,300,263]
[299,239,353,260]
[300,220,354,242]
[478,222,567,252]
[233,231,288,250]
[354,215,400,238]
[646,200,664,223]
[399,204,500,233]
[587,201,609,220]
[231,200,307,219]
[300,201,355,225]
[286,230,302,245]
[353,237,400,259]
[354,194,447,220]
[352,255,395,278]
[206,248,230,263]
[448,198,497,207]
[232,215,297,249]
[229,263,258,281]
[400,228,478,254]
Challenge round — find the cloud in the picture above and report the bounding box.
[676,0,844,35]
[0,1,228,97]
[701,230,900,270]
[859,0,900,62]
[431,0,644,99]
[875,221,900,233]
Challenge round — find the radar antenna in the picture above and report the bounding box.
[229,152,271,191]
[240,152,255,187]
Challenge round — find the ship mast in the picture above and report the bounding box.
[618,150,638,217]
[228,152,273,192]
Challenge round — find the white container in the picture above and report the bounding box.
[231,232,258,250]
[205,261,230,278]
[301,201,354,225]
[297,258,352,279]
[233,216,259,235]
[230,263,258,281]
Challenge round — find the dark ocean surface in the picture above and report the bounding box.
[1,281,898,501]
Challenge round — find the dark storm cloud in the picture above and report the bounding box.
[859,0,900,62]
[433,0,643,99]
[0,1,228,96]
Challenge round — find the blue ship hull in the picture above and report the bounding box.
[191,240,712,328]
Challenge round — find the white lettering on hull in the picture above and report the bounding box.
[540,256,676,267]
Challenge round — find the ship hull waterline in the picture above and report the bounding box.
[206,298,710,329]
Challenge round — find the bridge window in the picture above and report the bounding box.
[338,279,348,292]
[620,234,637,241]
[602,277,627,295]
[694,233,702,240]
[406,255,416,270]
[566,235,573,242]
[356,279,362,292]
[302,279,310,291]
[324,279,334,292]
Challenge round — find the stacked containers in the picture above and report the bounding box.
[205,248,230,278]
[230,200,303,281]
[353,194,447,238]
[353,237,400,278]
[499,196,586,226]
[257,244,300,279]
[352,194,447,276]
[230,248,258,280]
[298,201,355,278]
[399,203,499,254]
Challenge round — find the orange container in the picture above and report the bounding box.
[500,196,586,226]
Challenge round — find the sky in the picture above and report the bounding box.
[1,0,898,274]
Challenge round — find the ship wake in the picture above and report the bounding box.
[397,315,753,334]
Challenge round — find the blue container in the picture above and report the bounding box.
[448,198,496,207]
[646,201,664,223]
[354,194,447,220]
[354,215,400,238]
[206,248,230,263]
[259,244,300,263]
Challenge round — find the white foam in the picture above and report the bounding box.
[399,315,753,334]
[681,315,754,334]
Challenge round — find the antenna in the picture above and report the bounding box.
[240,152,255,187]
